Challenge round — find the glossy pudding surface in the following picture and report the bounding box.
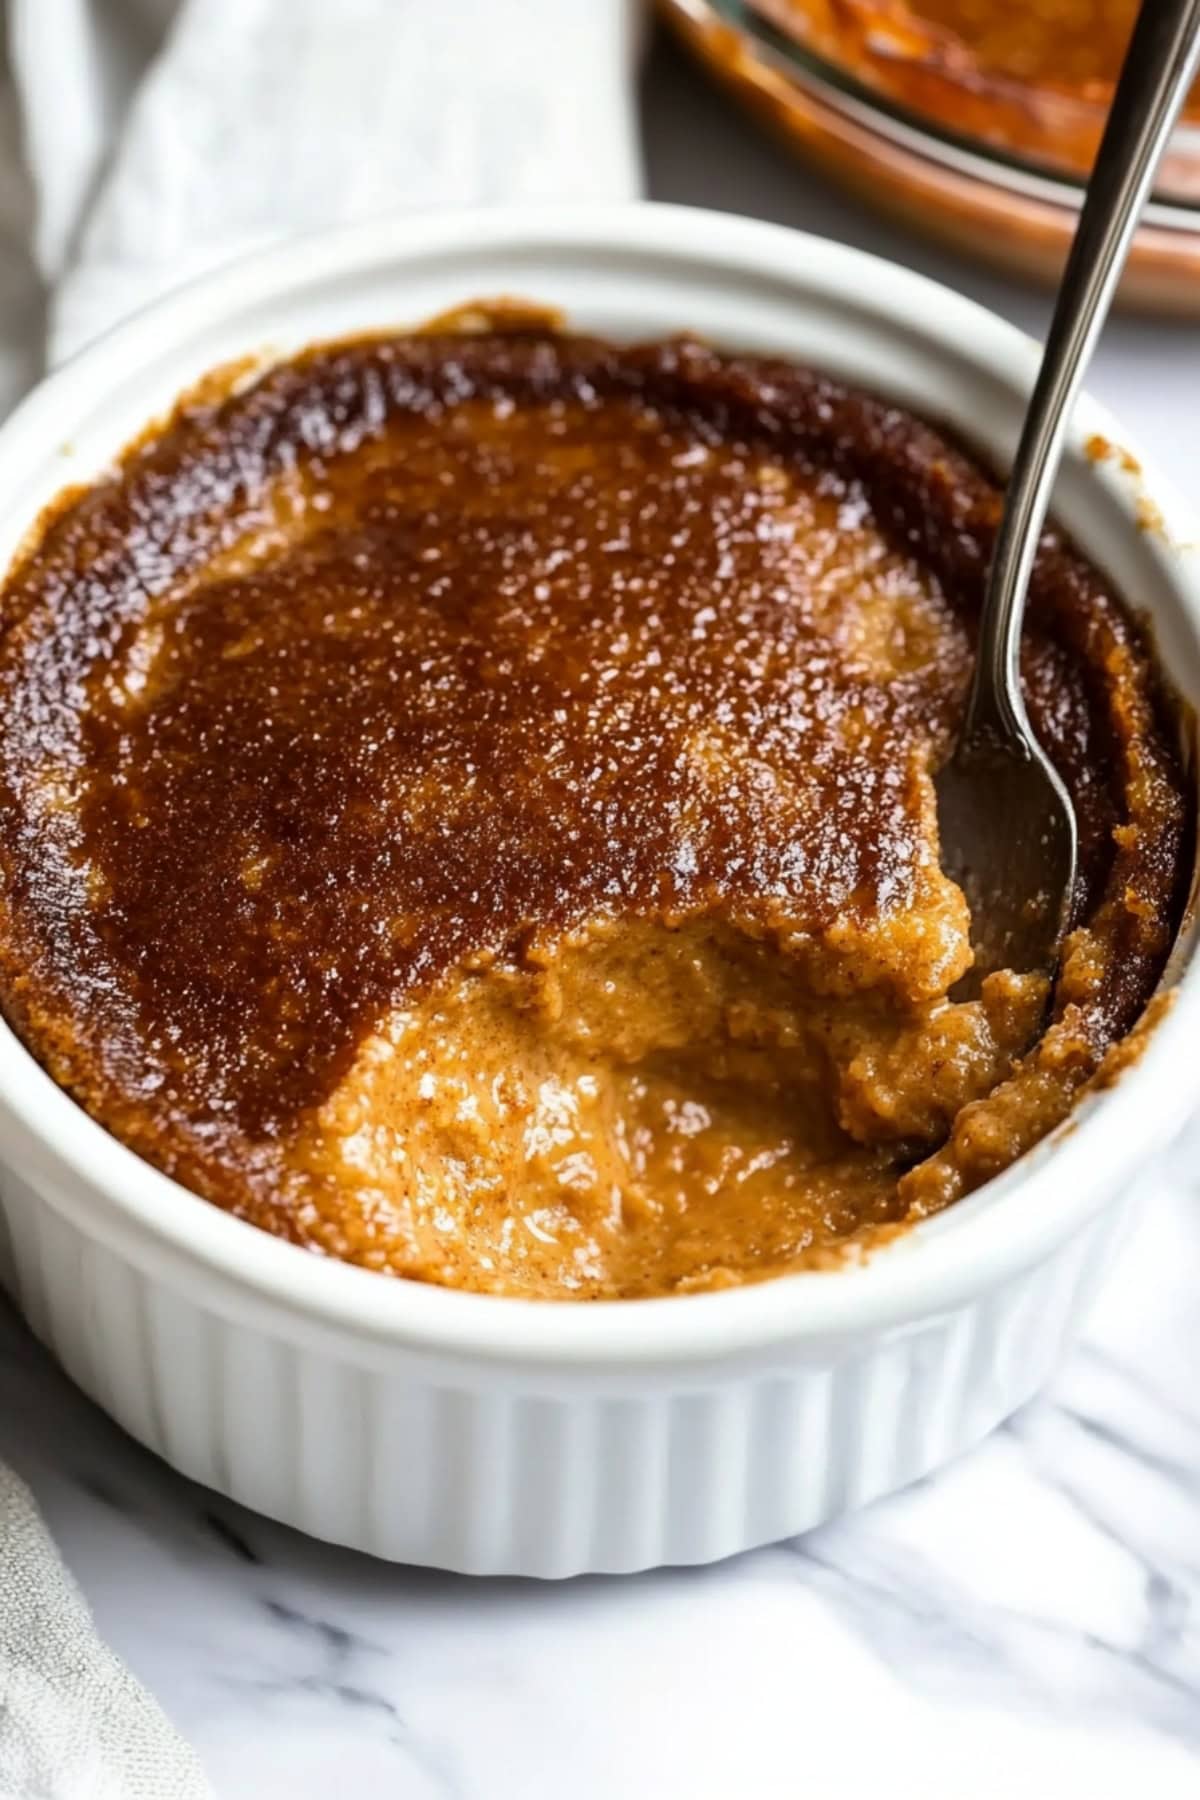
[0,318,1186,1295]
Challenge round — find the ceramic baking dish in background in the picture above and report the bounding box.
[0,204,1196,1577]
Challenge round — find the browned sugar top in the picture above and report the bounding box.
[0,327,1185,1169]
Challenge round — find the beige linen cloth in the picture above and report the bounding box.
[0,3,640,1794]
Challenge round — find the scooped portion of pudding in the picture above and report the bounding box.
[0,318,1186,1296]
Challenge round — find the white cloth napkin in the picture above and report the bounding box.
[0,3,640,1795]
[0,1470,211,1799]
[1,0,641,388]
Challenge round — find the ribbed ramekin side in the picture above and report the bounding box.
[0,1170,1130,1576]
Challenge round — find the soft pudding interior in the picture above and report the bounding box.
[300,913,1047,1295]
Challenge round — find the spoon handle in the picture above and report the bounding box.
[964,0,1200,743]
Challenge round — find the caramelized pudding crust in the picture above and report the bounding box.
[0,322,1187,1296]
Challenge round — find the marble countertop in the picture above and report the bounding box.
[4,32,1200,1800]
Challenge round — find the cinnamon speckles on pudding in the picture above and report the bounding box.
[0,316,1187,1295]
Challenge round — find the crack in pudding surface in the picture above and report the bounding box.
[0,324,1186,1295]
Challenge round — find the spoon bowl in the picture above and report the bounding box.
[937,721,1077,989]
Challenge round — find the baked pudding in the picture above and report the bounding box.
[0,315,1187,1297]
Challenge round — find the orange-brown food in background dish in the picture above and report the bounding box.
[752,0,1200,187]
[848,0,1198,99]
[0,314,1187,1297]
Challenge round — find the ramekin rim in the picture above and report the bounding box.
[0,200,1196,1365]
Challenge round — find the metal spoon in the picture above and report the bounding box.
[936,0,1200,986]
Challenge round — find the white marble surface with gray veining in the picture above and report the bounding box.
[2,34,1199,1799]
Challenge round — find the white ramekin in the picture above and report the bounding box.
[0,205,1196,1577]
